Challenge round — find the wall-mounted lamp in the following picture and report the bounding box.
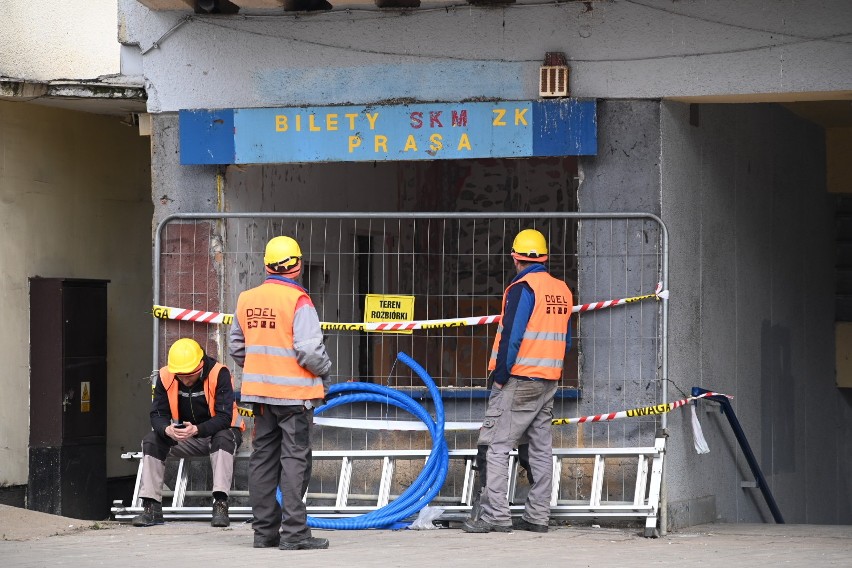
[539,52,570,98]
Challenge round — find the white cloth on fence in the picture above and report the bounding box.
[690,404,710,454]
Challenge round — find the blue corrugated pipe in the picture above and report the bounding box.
[277,352,449,530]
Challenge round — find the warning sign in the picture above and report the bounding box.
[81,381,91,413]
[364,294,415,334]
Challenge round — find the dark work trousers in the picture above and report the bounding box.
[249,403,314,543]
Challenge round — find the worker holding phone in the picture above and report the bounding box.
[131,338,245,528]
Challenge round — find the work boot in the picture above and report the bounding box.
[512,517,548,533]
[131,499,164,527]
[461,518,512,533]
[253,534,281,548]
[279,536,330,550]
[211,498,230,527]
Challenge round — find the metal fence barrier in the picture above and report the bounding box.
[147,212,669,521]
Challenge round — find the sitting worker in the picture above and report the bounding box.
[132,337,244,528]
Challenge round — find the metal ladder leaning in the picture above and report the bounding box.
[112,435,665,535]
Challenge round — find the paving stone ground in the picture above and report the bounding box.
[1,505,850,568]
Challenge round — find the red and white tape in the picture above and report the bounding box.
[310,391,731,431]
[550,391,730,426]
[152,283,668,331]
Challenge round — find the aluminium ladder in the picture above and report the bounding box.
[112,436,665,536]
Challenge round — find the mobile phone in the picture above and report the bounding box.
[172,422,186,429]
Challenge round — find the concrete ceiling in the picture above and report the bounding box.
[136,0,429,11]
[783,100,852,129]
[669,92,852,130]
[26,96,148,118]
[8,1,851,128]
[6,77,851,130]
[133,1,852,131]
[0,78,147,118]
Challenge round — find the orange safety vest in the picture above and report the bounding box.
[236,279,325,401]
[160,362,245,431]
[488,271,573,380]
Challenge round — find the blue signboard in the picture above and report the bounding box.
[180,99,596,165]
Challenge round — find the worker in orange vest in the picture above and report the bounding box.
[229,235,332,551]
[463,229,574,534]
[133,338,244,528]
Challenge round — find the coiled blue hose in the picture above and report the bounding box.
[300,352,449,530]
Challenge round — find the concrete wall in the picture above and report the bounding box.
[662,101,850,525]
[0,0,120,81]
[0,101,153,488]
[118,0,852,112]
[576,100,664,450]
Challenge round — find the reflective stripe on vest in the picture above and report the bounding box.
[236,280,324,401]
[488,271,573,380]
[160,363,245,431]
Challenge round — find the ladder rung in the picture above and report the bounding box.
[633,454,649,506]
[550,456,561,507]
[336,457,353,508]
[461,459,475,506]
[507,456,518,503]
[377,457,394,507]
[589,454,605,507]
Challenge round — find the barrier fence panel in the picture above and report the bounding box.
[153,212,668,513]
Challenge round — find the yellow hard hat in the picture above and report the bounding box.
[264,236,302,272]
[167,338,204,374]
[511,229,548,262]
